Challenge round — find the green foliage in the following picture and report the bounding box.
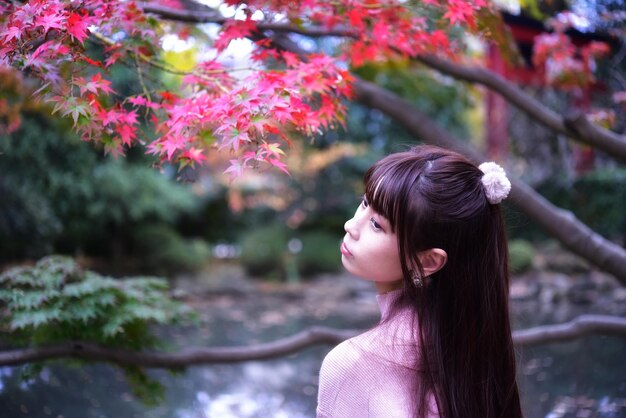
[296,231,342,277]
[239,224,289,278]
[0,113,95,258]
[123,366,167,406]
[239,225,343,279]
[536,168,626,243]
[132,224,211,275]
[506,168,626,244]
[88,163,196,226]
[570,168,626,241]
[0,255,194,403]
[508,239,535,274]
[519,0,545,20]
[0,113,202,263]
[0,255,192,346]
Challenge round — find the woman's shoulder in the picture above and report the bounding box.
[319,323,418,380]
[319,335,364,377]
[317,330,422,417]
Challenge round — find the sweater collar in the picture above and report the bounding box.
[375,288,403,321]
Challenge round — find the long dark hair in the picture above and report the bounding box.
[364,145,522,418]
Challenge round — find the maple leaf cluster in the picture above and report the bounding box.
[223,0,488,65]
[0,0,491,177]
[532,12,611,90]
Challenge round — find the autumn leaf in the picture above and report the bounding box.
[74,73,114,96]
[36,11,65,33]
[66,12,91,43]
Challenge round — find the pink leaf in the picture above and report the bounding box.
[66,12,91,43]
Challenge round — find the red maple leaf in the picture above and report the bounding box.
[223,159,247,180]
[268,157,290,175]
[281,51,301,68]
[443,1,474,26]
[160,91,179,105]
[214,18,257,52]
[116,124,137,146]
[180,147,207,165]
[1,26,22,43]
[36,10,65,33]
[66,12,92,43]
[348,8,366,30]
[75,73,114,96]
[83,56,104,68]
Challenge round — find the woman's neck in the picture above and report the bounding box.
[375,280,403,294]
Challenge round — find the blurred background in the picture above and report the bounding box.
[1,0,626,417]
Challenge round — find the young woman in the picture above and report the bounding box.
[317,145,523,418]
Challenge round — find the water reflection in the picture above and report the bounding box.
[518,336,626,418]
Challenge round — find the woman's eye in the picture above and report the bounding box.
[370,218,382,231]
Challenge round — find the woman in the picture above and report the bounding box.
[317,145,523,418]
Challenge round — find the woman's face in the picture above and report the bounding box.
[341,196,404,293]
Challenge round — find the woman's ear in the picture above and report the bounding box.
[417,248,448,276]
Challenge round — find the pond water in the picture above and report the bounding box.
[1,273,625,418]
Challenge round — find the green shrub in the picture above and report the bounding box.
[88,162,197,225]
[239,224,288,278]
[509,239,535,274]
[0,113,202,262]
[507,168,626,244]
[132,224,211,276]
[296,231,342,277]
[0,255,193,404]
[572,168,626,241]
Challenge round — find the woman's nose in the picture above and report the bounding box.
[344,215,358,239]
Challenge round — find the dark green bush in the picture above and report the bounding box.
[508,239,535,274]
[506,168,626,244]
[132,224,211,276]
[0,113,202,263]
[571,168,626,242]
[0,255,193,404]
[296,231,342,277]
[239,224,288,278]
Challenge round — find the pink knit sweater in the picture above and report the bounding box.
[316,289,438,418]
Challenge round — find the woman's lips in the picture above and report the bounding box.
[340,242,353,256]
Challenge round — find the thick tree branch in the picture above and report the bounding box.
[1,316,625,368]
[139,2,356,37]
[513,315,626,347]
[415,55,626,162]
[0,327,357,368]
[139,2,225,24]
[353,77,626,282]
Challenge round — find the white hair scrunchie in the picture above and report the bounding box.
[479,162,511,204]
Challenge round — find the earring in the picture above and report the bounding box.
[410,270,426,287]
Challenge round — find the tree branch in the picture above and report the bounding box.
[1,316,625,368]
[513,315,626,347]
[139,2,356,37]
[415,54,626,162]
[139,2,225,24]
[0,326,358,368]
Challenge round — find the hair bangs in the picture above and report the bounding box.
[364,156,416,233]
